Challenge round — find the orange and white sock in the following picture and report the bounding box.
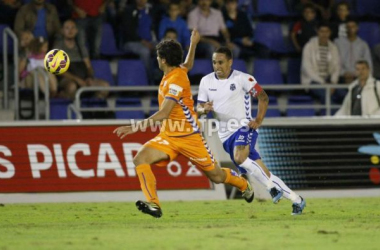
[222,168,248,191]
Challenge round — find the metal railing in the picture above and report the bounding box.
[32,67,50,120]
[68,84,350,119]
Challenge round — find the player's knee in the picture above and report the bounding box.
[234,152,247,165]
[133,156,143,167]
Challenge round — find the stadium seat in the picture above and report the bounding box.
[91,60,115,86]
[253,59,283,85]
[255,22,292,54]
[188,59,213,76]
[232,59,247,72]
[50,98,71,120]
[117,60,149,86]
[100,23,126,56]
[358,22,380,49]
[0,24,13,54]
[115,98,145,119]
[257,0,291,16]
[252,96,281,117]
[287,58,301,84]
[356,0,380,16]
[286,95,315,117]
[81,98,110,119]
[238,0,256,17]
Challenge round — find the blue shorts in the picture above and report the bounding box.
[222,126,261,174]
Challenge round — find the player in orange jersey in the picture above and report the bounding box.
[113,30,254,218]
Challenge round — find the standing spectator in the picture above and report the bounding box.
[331,1,350,40]
[14,0,61,45]
[335,19,372,84]
[301,23,340,103]
[19,37,58,97]
[291,4,318,53]
[335,61,380,116]
[54,20,109,100]
[120,0,155,83]
[188,0,236,58]
[373,44,380,80]
[0,0,21,26]
[69,0,109,59]
[158,1,191,49]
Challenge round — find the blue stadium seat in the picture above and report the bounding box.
[91,60,115,86]
[253,59,283,85]
[117,60,148,86]
[189,59,213,76]
[232,59,247,72]
[50,98,71,120]
[149,98,159,116]
[358,22,380,49]
[0,24,13,54]
[356,0,380,16]
[100,23,126,56]
[257,0,291,16]
[115,98,145,119]
[252,96,281,117]
[238,0,256,17]
[287,58,301,84]
[286,95,315,117]
[254,23,293,53]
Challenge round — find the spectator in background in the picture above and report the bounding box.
[19,30,34,58]
[0,0,21,26]
[330,1,350,40]
[291,4,318,53]
[69,0,109,59]
[163,27,178,41]
[14,0,61,45]
[120,0,155,83]
[188,0,237,58]
[158,1,190,49]
[298,0,334,20]
[179,0,195,18]
[54,20,109,100]
[373,44,380,80]
[301,22,340,104]
[335,61,380,116]
[335,19,372,84]
[19,37,58,97]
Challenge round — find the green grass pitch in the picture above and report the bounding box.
[1,197,380,250]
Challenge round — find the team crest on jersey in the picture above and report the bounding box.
[230,83,236,91]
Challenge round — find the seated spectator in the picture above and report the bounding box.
[179,0,195,18]
[0,0,21,26]
[188,0,237,58]
[69,0,107,59]
[335,19,372,84]
[120,0,155,82]
[54,20,109,100]
[19,36,58,97]
[373,44,380,80]
[158,1,190,49]
[330,1,350,40]
[19,30,34,57]
[291,4,318,53]
[14,0,61,45]
[163,28,178,41]
[298,0,334,20]
[301,22,340,104]
[335,60,380,116]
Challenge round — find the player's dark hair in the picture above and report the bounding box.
[164,28,178,36]
[318,21,331,30]
[156,39,183,67]
[356,60,370,68]
[214,46,233,60]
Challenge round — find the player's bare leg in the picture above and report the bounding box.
[203,163,254,203]
[133,146,169,218]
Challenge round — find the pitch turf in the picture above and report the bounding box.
[1,198,380,250]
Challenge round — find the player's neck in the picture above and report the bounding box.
[163,66,177,76]
[216,69,232,80]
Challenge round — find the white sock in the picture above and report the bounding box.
[270,174,301,204]
[239,158,275,190]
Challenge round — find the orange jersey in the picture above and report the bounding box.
[158,67,200,137]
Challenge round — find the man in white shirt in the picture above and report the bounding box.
[197,47,306,215]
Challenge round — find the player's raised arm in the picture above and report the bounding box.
[182,29,200,71]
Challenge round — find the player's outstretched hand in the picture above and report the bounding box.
[113,125,135,139]
[204,101,214,113]
[248,119,262,130]
[190,29,200,45]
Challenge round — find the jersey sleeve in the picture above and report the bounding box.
[197,78,208,103]
[242,74,263,98]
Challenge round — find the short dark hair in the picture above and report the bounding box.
[214,46,233,60]
[318,21,331,30]
[164,28,177,36]
[303,3,315,12]
[356,60,370,68]
[336,1,350,10]
[346,17,358,25]
[156,39,183,67]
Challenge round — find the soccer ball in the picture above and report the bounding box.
[44,49,70,75]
